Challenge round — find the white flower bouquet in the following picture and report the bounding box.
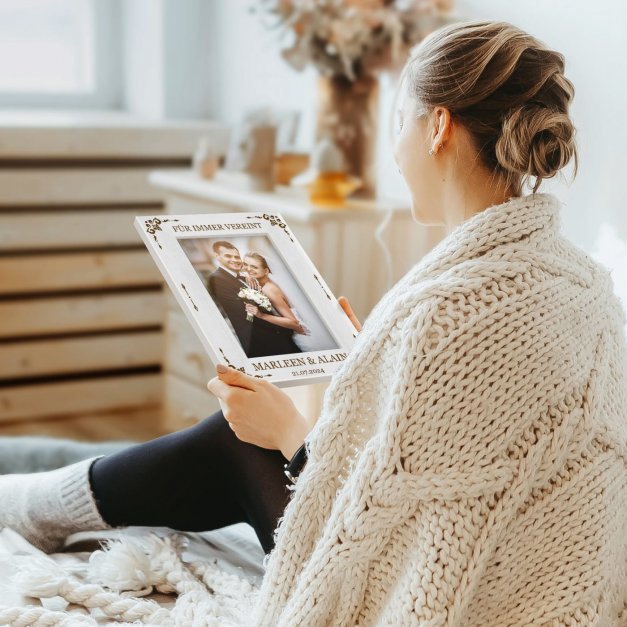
[238,287,274,322]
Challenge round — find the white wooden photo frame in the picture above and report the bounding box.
[135,211,358,386]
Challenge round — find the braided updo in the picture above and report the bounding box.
[398,20,578,195]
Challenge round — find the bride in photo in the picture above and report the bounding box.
[240,251,314,353]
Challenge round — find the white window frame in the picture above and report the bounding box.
[0,0,122,109]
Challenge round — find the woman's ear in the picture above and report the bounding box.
[431,106,452,148]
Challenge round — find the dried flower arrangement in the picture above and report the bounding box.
[251,0,455,81]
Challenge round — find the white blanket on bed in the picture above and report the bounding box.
[0,523,265,625]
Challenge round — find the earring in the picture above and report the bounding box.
[428,148,435,156]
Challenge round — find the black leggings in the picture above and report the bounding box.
[89,409,292,555]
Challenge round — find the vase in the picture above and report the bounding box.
[314,73,379,199]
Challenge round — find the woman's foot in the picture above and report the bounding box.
[0,456,113,553]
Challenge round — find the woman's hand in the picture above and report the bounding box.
[243,276,261,290]
[338,295,362,332]
[245,303,260,317]
[207,365,313,461]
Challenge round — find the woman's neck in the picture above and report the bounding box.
[443,187,518,235]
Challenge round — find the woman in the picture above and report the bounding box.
[1,20,625,626]
[240,251,309,355]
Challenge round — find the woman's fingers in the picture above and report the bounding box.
[207,366,256,404]
[215,365,258,390]
[338,296,362,331]
[207,365,308,453]
[207,367,257,426]
[207,376,232,399]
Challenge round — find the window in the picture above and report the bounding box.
[0,0,121,108]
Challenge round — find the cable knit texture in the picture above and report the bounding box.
[4,192,626,626]
[252,192,627,626]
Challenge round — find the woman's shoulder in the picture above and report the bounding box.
[262,281,285,298]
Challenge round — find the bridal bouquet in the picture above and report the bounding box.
[238,287,273,322]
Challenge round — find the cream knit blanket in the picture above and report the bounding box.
[7,192,627,626]
[253,192,627,626]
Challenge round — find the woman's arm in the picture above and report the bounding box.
[247,285,305,332]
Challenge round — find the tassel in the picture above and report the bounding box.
[88,532,188,594]
[88,535,155,593]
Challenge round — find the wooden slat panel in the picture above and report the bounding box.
[164,309,214,386]
[0,331,162,379]
[0,112,229,159]
[0,405,165,440]
[0,373,162,422]
[0,250,162,294]
[163,372,219,432]
[0,291,164,338]
[0,168,169,205]
[0,209,156,250]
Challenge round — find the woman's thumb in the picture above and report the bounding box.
[216,364,254,388]
[217,363,235,376]
[338,296,361,331]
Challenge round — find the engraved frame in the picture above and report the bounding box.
[135,211,357,387]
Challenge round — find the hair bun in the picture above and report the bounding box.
[496,103,577,181]
[400,20,579,194]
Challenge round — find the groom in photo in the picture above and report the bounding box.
[207,240,301,358]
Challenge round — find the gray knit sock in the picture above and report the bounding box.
[0,455,113,553]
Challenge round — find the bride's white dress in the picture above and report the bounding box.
[289,306,317,352]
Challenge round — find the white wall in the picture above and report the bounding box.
[205,0,318,151]
[122,0,214,120]
[122,0,164,118]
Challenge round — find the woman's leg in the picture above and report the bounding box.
[89,409,293,554]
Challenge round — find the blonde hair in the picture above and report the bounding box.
[392,20,578,195]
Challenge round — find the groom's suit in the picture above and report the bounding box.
[207,266,300,358]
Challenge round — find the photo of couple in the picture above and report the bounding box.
[178,235,338,359]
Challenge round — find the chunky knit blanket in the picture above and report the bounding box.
[6,192,627,626]
[253,192,627,626]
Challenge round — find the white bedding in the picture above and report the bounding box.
[0,522,265,623]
